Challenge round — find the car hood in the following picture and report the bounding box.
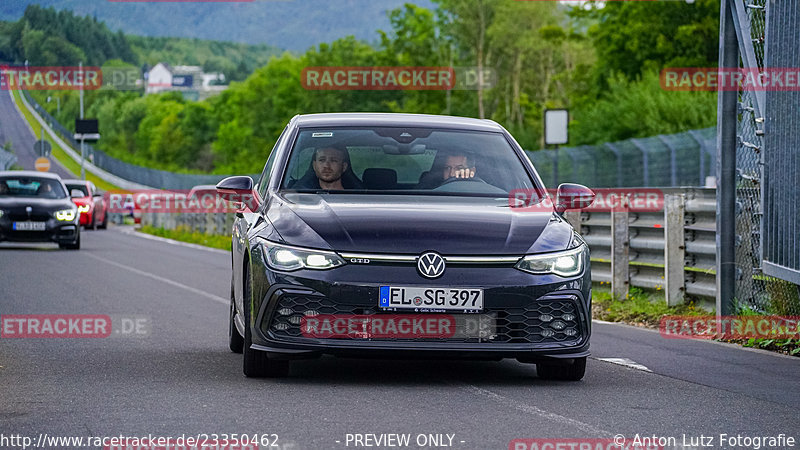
[266,193,574,255]
[0,196,73,209]
[71,197,92,206]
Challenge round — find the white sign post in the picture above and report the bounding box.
[544,109,569,185]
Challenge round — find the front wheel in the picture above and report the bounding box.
[229,280,244,354]
[242,264,289,378]
[536,357,586,381]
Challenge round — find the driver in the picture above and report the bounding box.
[442,152,476,181]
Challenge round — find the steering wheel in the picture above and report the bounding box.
[438,175,488,186]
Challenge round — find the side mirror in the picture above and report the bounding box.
[555,183,595,213]
[216,176,259,211]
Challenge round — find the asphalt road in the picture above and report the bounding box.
[0,89,73,178]
[1,227,798,450]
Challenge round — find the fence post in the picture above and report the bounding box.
[664,194,686,306]
[716,0,739,316]
[611,207,630,300]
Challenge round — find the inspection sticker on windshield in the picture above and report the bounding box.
[13,221,46,231]
[379,286,483,312]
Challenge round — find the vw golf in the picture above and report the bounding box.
[218,113,595,380]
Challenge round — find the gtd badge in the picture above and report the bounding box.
[417,252,445,279]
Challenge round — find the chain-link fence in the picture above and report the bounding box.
[526,128,716,188]
[718,0,800,316]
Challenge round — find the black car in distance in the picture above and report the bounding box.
[0,171,80,250]
[218,113,595,380]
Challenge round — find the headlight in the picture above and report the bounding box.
[515,245,586,277]
[260,239,345,271]
[54,209,77,221]
[77,205,90,213]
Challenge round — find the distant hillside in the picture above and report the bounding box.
[0,6,282,82]
[0,0,433,51]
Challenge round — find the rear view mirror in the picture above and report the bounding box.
[555,183,595,213]
[382,144,427,155]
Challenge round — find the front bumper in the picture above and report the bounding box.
[248,257,592,361]
[0,218,79,244]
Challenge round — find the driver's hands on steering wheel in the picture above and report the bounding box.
[444,164,476,180]
[450,167,475,179]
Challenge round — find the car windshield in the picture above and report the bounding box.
[0,177,67,199]
[281,127,538,196]
[64,183,89,197]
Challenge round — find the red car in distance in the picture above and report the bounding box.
[64,180,107,229]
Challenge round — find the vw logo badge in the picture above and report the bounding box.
[417,252,445,279]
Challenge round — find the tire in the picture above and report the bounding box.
[98,212,108,229]
[229,280,244,354]
[242,263,289,378]
[91,212,97,230]
[537,357,586,381]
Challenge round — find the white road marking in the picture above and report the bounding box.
[83,253,228,305]
[595,358,653,373]
[462,385,614,437]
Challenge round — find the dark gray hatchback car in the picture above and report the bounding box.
[218,113,595,380]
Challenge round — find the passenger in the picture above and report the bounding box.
[292,146,364,190]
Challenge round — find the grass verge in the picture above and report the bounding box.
[592,286,707,328]
[9,90,120,191]
[592,286,799,357]
[139,225,231,251]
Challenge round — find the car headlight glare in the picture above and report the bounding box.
[260,240,345,271]
[77,205,90,213]
[515,245,586,277]
[54,209,77,221]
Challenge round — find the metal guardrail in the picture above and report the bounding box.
[565,187,717,309]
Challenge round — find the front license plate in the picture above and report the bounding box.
[13,221,46,231]
[379,286,483,312]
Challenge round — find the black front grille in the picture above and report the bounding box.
[8,213,50,222]
[266,293,584,345]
